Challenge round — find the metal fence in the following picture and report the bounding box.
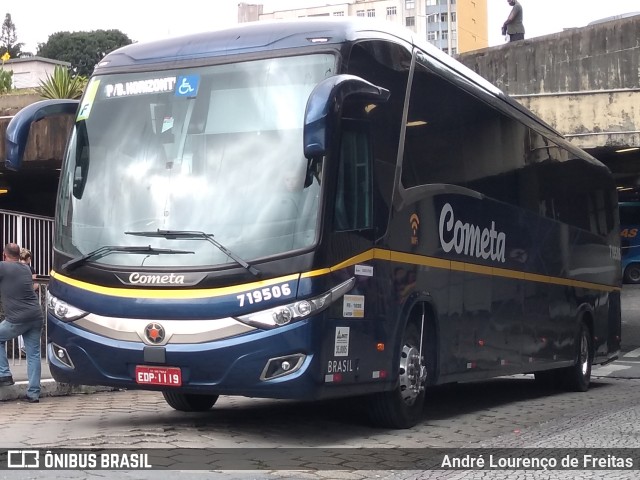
[1,209,54,363]
[0,209,54,276]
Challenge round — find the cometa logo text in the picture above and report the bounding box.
[128,272,186,285]
[438,202,506,263]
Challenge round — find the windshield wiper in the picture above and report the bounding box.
[125,229,261,277]
[61,245,194,272]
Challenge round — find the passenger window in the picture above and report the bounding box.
[334,123,372,231]
[402,53,524,207]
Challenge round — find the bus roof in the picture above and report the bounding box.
[96,18,413,70]
[94,18,601,168]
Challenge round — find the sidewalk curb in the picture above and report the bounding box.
[0,379,117,402]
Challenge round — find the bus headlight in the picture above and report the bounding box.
[236,277,355,329]
[47,292,88,322]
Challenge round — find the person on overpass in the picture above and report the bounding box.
[502,0,525,42]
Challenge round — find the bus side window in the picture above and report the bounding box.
[334,123,372,231]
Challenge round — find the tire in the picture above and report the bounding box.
[162,392,219,412]
[366,323,428,429]
[624,263,640,284]
[557,322,593,392]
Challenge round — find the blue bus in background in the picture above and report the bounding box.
[620,202,640,283]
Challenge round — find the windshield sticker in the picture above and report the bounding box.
[334,327,350,356]
[343,295,364,318]
[161,116,174,133]
[77,79,101,121]
[175,75,200,98]
[104,77,177,98]
[354,264,373,277]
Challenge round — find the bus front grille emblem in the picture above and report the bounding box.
[145,323,165,344]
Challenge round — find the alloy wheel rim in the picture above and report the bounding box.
[399,344,426,406]
[580,330,589,376]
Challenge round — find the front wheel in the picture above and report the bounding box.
[366,323,427,429]
[162,392,219,412]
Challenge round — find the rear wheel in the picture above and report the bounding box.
[366,323,428,429]
[624,263,640,284]
[162,392,219,412]
[536,322,593,392]
[558,322,593,392]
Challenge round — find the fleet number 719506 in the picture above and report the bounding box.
[237,283,292,307]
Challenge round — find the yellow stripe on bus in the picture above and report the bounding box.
[51,247,619,299]
[50,271,300,299]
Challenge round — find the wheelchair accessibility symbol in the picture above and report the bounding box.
[175,75,199,97]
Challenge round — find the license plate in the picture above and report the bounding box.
[135,365,182,386]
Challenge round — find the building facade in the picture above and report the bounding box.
[3,56,72,89]
[238,0,487,54]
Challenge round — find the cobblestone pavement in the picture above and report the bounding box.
[3,375,640,479]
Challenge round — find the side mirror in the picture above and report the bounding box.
[5,99,79,170]
[303,74,389,159]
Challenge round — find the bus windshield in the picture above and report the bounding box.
[55,54,335,268]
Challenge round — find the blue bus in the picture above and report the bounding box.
[619,201,640,283]
[5,19,621,428]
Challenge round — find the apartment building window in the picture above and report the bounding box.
[451,47,457,55]
[405,16,415,27]
[440,13,448,22]
[367,9,375,17]
[451,12,456,22]
[333,11,344,16]
[386,6,397,15]
[405,0,415,9]
[427,31,437,41]
[356,10,365,17]
[441,30,448,40]
[426,0,436,5]
[427,13,437,23]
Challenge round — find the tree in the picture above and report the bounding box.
[0,13,25,58]
[37,29,132,77]
[38,65,86,99]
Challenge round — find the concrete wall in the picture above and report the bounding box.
[0,93,42,116]
[517,91,639,150]
[0,114,73,167]
[458,15,640,95]
[457,15,640,151]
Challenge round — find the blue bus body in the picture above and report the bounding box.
[5,19,621,428]
[619,201,640,283]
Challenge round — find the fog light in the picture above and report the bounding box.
[260,353,306,380]
[50,342,75,369]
